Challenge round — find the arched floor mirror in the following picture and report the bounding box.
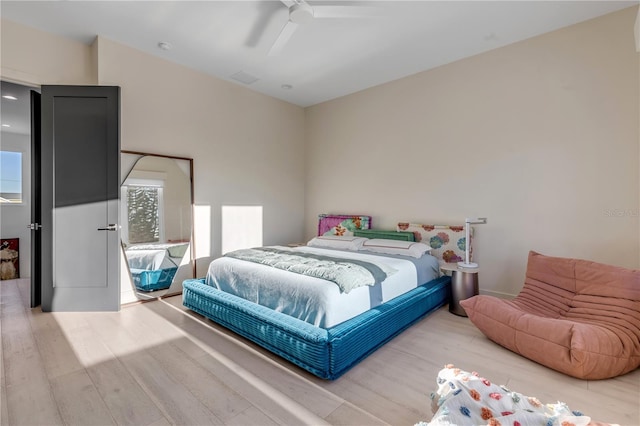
[120,150,194,303]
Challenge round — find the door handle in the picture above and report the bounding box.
[97,224,118,231]
[28,223,42,230]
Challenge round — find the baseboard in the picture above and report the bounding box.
[120,289,138,304]
[480,288,516,299]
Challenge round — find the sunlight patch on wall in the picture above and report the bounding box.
[194,205,211,258]
[222,205,263,254]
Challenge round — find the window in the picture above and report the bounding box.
[0,151,22,204]
[121,178,165,244]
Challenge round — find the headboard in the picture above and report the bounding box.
[397,223,472,264]
[318,214,372,236]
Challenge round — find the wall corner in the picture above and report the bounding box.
[637,6,640,267]
[635,5,640,52]
[89,36,100,84]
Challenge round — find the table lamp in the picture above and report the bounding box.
[457,217,487,269]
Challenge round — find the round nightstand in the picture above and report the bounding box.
[440,263,479,317]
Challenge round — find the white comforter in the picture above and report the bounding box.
[126,242,188,270]
[125,249,177,270]
[205,246,438,328]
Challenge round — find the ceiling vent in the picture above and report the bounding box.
[230,71,260,85]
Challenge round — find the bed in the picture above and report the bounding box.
[125,242,189,291]
[183,220,468,379]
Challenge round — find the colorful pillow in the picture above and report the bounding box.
[397,223,470,264]
[307,235,368,251]
[418,365,597,426]
[361,239,431,259]
[318,214,371,236]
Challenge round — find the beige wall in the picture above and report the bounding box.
[1,21,306,276]
[94,37,305,274]
[305,7,640,297]
[0,19,95,85]
[3,9,639,294]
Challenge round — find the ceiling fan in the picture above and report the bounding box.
[268,0,378,56]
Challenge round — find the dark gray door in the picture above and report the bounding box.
[40,85,120,312]
[30,90,41,308]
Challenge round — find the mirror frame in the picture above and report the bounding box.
[121,150,195,299]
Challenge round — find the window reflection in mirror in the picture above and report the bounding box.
[120,151,194,303]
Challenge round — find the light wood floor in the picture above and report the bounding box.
[1,278,639,426]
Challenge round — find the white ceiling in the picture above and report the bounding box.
[0,0,637,110]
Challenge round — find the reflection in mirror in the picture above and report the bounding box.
[120,151,194,303]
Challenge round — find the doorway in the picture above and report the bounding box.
[1,82,122,312]
[0,81,37,304]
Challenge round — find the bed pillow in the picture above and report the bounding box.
[318,214,372,236]
[306,235,369,251]
[360,239,431,258]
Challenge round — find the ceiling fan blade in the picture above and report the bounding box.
[280,0,296,7]
[245,1,283,48]
[268,20,299,56]
[312,5,380,19]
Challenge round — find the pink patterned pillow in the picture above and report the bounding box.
[318,214,371,236]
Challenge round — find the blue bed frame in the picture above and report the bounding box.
[182,276,450,379]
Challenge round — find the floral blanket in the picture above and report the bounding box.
[417,365,614,426]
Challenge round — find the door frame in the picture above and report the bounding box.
[30,90,41,308]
